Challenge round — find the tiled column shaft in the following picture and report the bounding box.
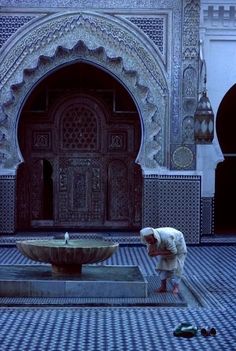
[143,175,201,244]
[0,176,16,234]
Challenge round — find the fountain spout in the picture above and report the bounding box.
[64,232,69,245]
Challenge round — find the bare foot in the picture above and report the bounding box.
[172,285,179,294]
[155,287,167,293]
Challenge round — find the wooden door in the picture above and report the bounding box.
[17,93,142,230]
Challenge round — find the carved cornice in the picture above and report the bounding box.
[203,5,236,28]
[0,13,167,92]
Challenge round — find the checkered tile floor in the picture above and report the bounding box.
[0,306,235,351]
[0,236,236,350]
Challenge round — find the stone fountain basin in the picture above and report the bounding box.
[16,239,119,274]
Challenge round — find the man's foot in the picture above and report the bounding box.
[155,286,167,293]
[155,279,167,293]
[172,284,179,294]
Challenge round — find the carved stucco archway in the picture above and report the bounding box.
[0,11,169,173]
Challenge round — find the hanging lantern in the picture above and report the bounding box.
[194,90,214,143]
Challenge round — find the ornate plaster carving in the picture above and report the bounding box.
[170,0,199,170]
[0,11,169,171]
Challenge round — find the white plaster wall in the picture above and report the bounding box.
[201,0,236,127]
[205,38,236,119]
[197,0,236,197]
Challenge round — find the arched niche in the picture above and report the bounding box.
[0,11,169,173]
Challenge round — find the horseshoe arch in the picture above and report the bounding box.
[0,11,169,173]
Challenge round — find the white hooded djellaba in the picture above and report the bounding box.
[140,227,187,279]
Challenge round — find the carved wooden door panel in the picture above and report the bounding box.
[17,159,45,228]
[17,163,31,229]
[30,159,44,221]
[52,94,142,228]
[107,159,142,227]
[17,93,142,229]
[53,95,106,227]
[107,160,129,222]
[55,157,104,226]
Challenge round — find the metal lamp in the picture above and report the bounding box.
[194,58,214,143]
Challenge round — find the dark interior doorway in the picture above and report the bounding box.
[215,84,236,234]
[17,62,142,231]
[42,159,53,219]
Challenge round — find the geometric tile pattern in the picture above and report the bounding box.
[201,197,214,235]
[0,244,236,283]
[0,243,236,350]
[143,175,201,244]
[0,15,35,48]
[127,16,165,54]
[0,231,236,246]
[0,232,236,246]
[183,246,236,308]
[0,306,235,351]
[156,176,201,244]
[200,234,236,244]
[0,244,236,308]
[0,176,16,233]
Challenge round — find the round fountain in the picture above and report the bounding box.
[16,233,119,274]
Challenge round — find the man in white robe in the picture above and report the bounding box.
[140,227,187,294]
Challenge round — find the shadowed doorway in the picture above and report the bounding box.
[215,84,236,234]
[17,62,142,231]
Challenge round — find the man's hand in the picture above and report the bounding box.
[147,244,159,256]
[147,244,172,257]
